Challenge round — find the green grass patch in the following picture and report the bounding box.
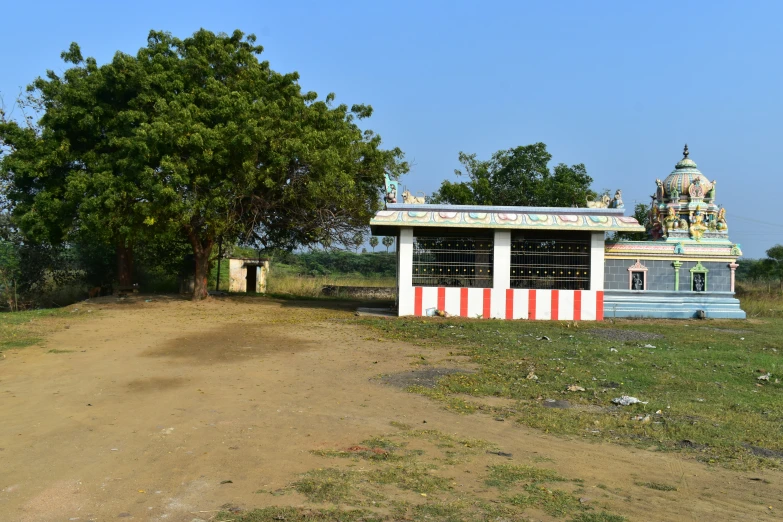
[274,427,628,521]
[47,349,74,354]
[293,468,384,505]
[486,464,566,489]
[368,463,450,493]
[0,308,76,351]
[506,484,584,516]
[360,315,783,469]
[635,481,678,491]
[569,513,628,522]
[217,506,383,522]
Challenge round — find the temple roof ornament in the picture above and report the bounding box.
[663,144,712,200]
[644,145,731,243]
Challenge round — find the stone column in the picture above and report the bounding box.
[729,262,739,292]
[672,260,682,291]
[492,230,512,318]
[590,232,605,290]
[398,228,414,315]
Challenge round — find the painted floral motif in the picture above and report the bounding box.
[465,212,491,224]
[371,211,644,231]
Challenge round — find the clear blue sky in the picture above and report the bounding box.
[2,0,780,257]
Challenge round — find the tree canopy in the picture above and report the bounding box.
[430,143,595,207]
[0,29,407,299]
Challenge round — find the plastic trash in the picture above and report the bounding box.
[611,395,648,406]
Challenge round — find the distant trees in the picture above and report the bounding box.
[382,236,395,253]
[737,244,783,291]
[614,203,650,241]
[281,249,396,277]
[369,236,379,252]
[430,143,596,207]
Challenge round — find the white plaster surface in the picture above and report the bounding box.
[397,228,414,316]
[590,233,605,290]
[558,290,575,320]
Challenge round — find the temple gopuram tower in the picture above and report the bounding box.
[602,145,745,318]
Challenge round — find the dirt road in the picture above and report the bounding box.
[1,297,780,521]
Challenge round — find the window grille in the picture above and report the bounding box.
[412,236,493,288]
[511,234,590,290]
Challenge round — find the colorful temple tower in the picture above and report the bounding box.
[603,146,745,318]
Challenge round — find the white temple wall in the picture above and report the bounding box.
[396,227,604,320]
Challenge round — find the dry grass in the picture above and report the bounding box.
[267,274,395,297]
[736,284,783,318]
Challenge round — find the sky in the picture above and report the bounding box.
[1,0,781,258]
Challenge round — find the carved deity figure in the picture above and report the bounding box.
[688,177,705,199]
[383,173,398,204]
[689,209,707,240]
[385,186,397,204]
[708,180,717,201]
[693,273,705,292]
[716,207,728,231]
[632,272,644,290]
[655,179,665,202]
[610,189,624,209]
[670,186,679,201]
[662,207,678,236]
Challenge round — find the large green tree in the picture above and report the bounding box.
[1,29,407,300]
[430,143,595,207]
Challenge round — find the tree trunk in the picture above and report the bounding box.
[116,241,134,288]
[187,230,214,301]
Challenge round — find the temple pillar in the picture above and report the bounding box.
[672,260,682,291]
[729,262,739,292]
[590,232,605,290]
[492,230,511,318]
[398,228,414,315]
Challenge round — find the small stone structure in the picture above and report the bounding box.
[228,257,269,293]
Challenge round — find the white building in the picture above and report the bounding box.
[370,203,644,321]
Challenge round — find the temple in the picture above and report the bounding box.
[371,146,745,320]
[603,145,744,318]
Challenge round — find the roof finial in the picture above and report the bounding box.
[683,143,689,158]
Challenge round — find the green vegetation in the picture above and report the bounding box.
[486,464,566,489]
[274,250,396,278]
[430,143,596,207]
[229,424,626,521]
[736,245,783,290]
[635,481,678,491]
[360,315,783,469]
[1,28,407,303]
[0,308,78,351]
[218,507,382,522]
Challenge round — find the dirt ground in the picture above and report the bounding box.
[1,296,781,521]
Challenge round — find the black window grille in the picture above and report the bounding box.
[511,233,591,290]
[412,236,493,287]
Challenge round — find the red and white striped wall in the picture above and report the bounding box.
[411,287,604,321]
[397,228,606,321]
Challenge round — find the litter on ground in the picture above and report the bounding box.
[612,395,648,406]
